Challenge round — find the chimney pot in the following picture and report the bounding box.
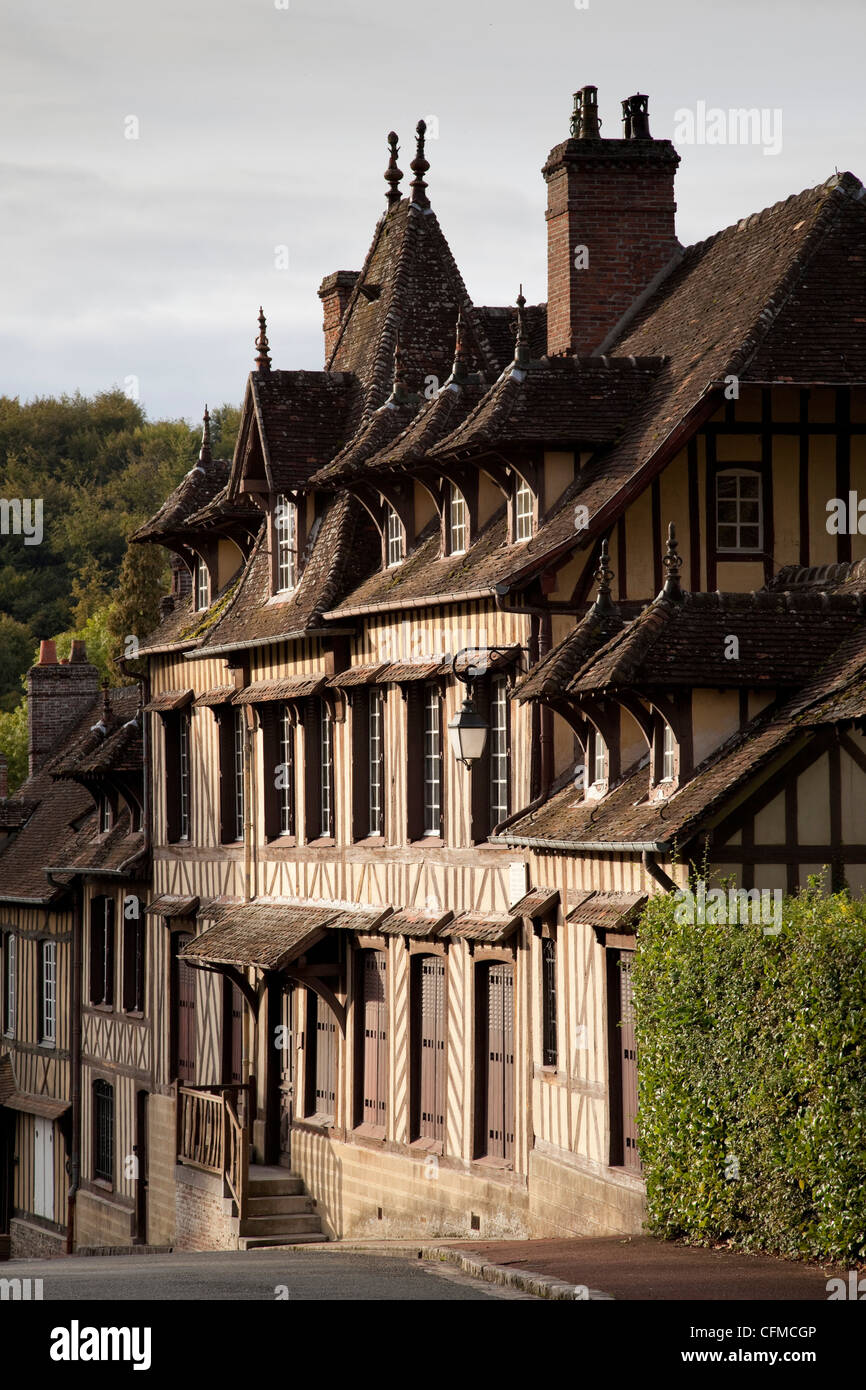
[570,85,601,139]
[69,639,88,663]
[38,639,58,665]
[622,93,652,140]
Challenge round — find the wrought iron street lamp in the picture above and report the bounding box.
[447,647,517,769]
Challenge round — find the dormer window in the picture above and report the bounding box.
[514,476,534,542]
[661,722,676,782]
[99,796,112,834]
[716,469,762,553]
[386,505,404,567]
[592,730,607,786]
[194,556,209,611]
[275,494,298,591]
[449,484,468,555]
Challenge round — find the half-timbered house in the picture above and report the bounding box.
[122,83,866,1243]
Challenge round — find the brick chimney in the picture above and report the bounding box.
[317,271,359,361]
[543,87,680,357]
[27,639,101,777]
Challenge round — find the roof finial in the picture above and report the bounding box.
[451,306,468,383]
[592,538,616,613]
[254,307,271,372]
[661,522,683,600]
[410,119,429,207]
[385,131,403,209]
[199,404,212,465]
[514,285,530,366]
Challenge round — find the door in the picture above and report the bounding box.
[305,990,336,1121]
[415,956,446,1142]
[34,1118,54,1221]
[278,984,294,1167]
[618,951,640,1170]
[358,951,387,1129]
[479,963,515,1161]
[134,1090,147,1242]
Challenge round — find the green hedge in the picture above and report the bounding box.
[631,881,866,1261]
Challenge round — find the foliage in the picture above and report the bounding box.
[631,879,866,1262]
[0,696,29,791]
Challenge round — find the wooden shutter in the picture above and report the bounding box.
[302,698,320,841]
[89,899,103,1004]
[618,951,640,1171]
[483,963,515,1160]
[176,933,196,1083]
[164,715,180,843]
[216,710,236,844]
[416,956,446,1141]
[351,691,369,841]
[260,704,280,840]
[405,685,424,842]
[230,983,243,1085]
[470,676,492,843]
[541,936,557,1067]
[359,951,387,1129]
[307,990,336,1119]
[104,899,115,1007]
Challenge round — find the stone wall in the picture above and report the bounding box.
[74,1188,134,1250]
[10,1216,66,1259]
[174,1165,236,1251]
[146,1093,177,1247]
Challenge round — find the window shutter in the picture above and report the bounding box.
[260,704,280,840]
[164,716,180,843]
[216,710,235,844]
[417,956,446,1141]
[123,917,135,1012]
[351,692,369,840]
[105,899,115,1008]
[89,900,103,1004]
[405,686,424,841]
[470,676,492,843]
[303,698,320,841]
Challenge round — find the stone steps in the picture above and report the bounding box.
[234,1167,327,1249]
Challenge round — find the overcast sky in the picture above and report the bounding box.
[1,0,864,421]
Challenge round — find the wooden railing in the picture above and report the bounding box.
[177,1083,250,1218]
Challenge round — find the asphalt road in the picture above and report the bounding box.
[0,1249,534,1301]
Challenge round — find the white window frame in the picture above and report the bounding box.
[278,705,294,836]
[178,713,191,841]
[661,722,676,782]
[715,468,763,554]
[449,485,467,555]
[233,709,245,842]
[320,706,334,839]
[41,940,56,1047]
[423,683,442,836]
[275,494,298,591]
[489,676,509,827]
[4,933,15,1037]
[386,505,404,567]
[514,476,533,542]
[99,796,111,834]
[195,556,210,612]
[592,730,607,786]
[368,688,384,836]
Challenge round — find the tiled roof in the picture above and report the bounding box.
[185,903,335,970]
[511,888,560,919]
[567,891,647,930]
[308,393,420,487]
[248,369,359,491]
[470,303,547,372]
[143,689,193,711]
[193,686,237,707]
[51,687,142,778]
[131,458,231,543]
[143,894,200,918]
[233,677,326,703]
[438,911,520,943]
[515,601,627,700]
[378,908,454,937]
[49,809,145,877]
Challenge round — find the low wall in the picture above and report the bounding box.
[174,1165,236,1251]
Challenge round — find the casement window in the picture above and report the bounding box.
[99,796,111,834]
[385,504,404,567]
[449,484,468,555]
[89,897,115,1007]
[661,722,676,782]
[305,989,337,1122]
[351,688,384,840]
[716,469,763,553]
[172,932,196,1083]
[233,708,245,841]
[489,676,510,827]
[592,729,608,786]
[41,941,57,1046]
[93,1079,114,1183]
[303,698,335,841]
[261,703,295,841]
[278,705,295,835]
[541,937,557,1068]
[514,476,534,542]
[423,683,442,836]
[2,933,15,1037]
[275,494,298,591]
[412,955,446,1143]
[194,555,210,612]
[164,710,191,843]
[122,905,145,1014]
[368,689,384,836]
[356,950,388,1131]
[475,962,515,1161]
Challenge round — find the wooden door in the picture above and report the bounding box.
[416,956,445,1142]
[34,1118,54,1221]
[176,934,196,1083]
[306,990,336,1121]
[481,963,515,1161]
[359,951,387,1129]
[618,951,640,1171]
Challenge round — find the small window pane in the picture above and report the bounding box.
[386,506,404,566]
[423,685,441,835]
[514,477,533,542]
[716,470,763,553]
[449,485,467,555]
[276,495,297,591]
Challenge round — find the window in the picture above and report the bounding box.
[41,941,56,1046]
[716,469,763,553]
[320,706,333,839]
[449,484,467,554]
[99,796,111,834]
[489,676,509,828]
[514,476,533,542]
[541,937,557,1067]
[592,730,607,785]
[386,505,404,566]
[412,955,446,1143]
[275,494,297,591]
[476,962,515,1161]
[2,933,15,1037]
[173,933,196,1083]
[122,902,145,1014]
[89,897,115,1007]
[93,1080,114,1183]
[305,990,337,1122]
[233,708,245,842]
[356,951,387,1131]
[278,705,295,836]
[423,683,442,836]
[303,699,336,841]
[194,555,209,611]
[607,950,639,1170]
[661,722,676,782]
[164,711,191,843]
[368,689,384,837]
